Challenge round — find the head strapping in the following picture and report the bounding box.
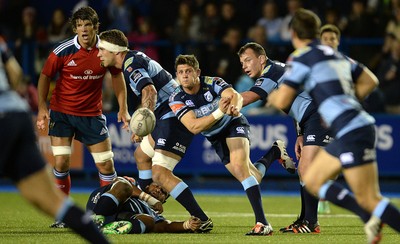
[98,39,128,52]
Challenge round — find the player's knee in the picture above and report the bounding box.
[136,136,155,160]
[52,146,71,156]
[152,153,179,183]
[91,151,114,163]
[109,178,133,202]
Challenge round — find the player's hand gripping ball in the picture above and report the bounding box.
[129,108,156,136]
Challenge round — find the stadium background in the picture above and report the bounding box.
[1,0,399,194]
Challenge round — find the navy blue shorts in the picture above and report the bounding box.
[325,125,376,169]
[49,110,109,145]
[152,117,194,157]
[0,112,46,182]
[301,112,333,146]
[207,116,250,165]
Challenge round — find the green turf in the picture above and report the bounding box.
[0,192,399,243]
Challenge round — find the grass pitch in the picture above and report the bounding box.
[0,191,399,244]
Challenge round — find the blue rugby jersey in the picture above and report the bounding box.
[169,76,241,137]
[282,41,375,138]
[249,59,314,123]
[87,182,165,224]
[122,50,179,120]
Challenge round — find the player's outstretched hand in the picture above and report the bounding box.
[184,216,202,231]
[118,109,131,131]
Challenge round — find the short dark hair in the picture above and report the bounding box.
[175,54,200,70]
[70,6,99,32]
[290,8,321,40]
[320,24,341,39]
[99,29,129,48]
[237,42,266,57]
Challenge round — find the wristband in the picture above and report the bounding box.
[139,192,160,206]
[212,108,224,120]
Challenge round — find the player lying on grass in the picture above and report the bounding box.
[86,176,201,234]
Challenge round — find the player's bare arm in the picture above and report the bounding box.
[354,67,379,101]
[241,90,261,107]
[5,56,23,90]
[111,72,130,129]
[141,84,157,111]
[36,73,52,130]
[178,97,230,135]
[153,216,201,233]
[268,84,297,111]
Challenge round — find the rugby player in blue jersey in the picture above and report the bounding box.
[318,23,380,215]
[87,176,202,234]
[237,41,327,233]
[269,8,400,243]
[169,54,273,236]
[97,29,212,232]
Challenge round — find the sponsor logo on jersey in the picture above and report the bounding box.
[132,70,143,83]
[124,57,134,70]
[204,91,213,102]
[214,77,228,87]
[363,148,376,162]
[204,76,213,85]
[255,78,263,86]
[84,69,93,75]
[306,135,315,142]
[322,135,334,144]
[157,138,166,146]
[340,152,354,165]
[236,127,245,134]
[172,142,187,153]
[185,100,195,107]
[100,128,108,135]
[67,60,77,66]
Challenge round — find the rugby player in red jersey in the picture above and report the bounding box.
[36,6,130,227]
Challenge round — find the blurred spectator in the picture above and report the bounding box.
[323,7,347,31]
[199,1,221,42]
[16,75,39,112]
[103,0,134,34]
[127,17,160,62]
[342,0,378,37]
[14,6,46,84]
[47,8,71,44]
[376,37,400,114]
[170,1,202,43]
[217,0,244,39]
[207,26,243,85]
[280,0,302,41]
[247,24,281,61]
[256,0,282,42]
[170,0,202,64]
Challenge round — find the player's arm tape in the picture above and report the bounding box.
[139,192,160,206]
[212,108,224,120]
[183,220,191,230]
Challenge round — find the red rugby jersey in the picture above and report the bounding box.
[42,35,120,116]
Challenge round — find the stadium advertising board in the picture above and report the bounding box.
[78,114,400,176]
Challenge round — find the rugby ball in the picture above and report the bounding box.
[130,108,156,136]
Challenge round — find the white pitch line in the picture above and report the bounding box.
[164,212,358,218]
